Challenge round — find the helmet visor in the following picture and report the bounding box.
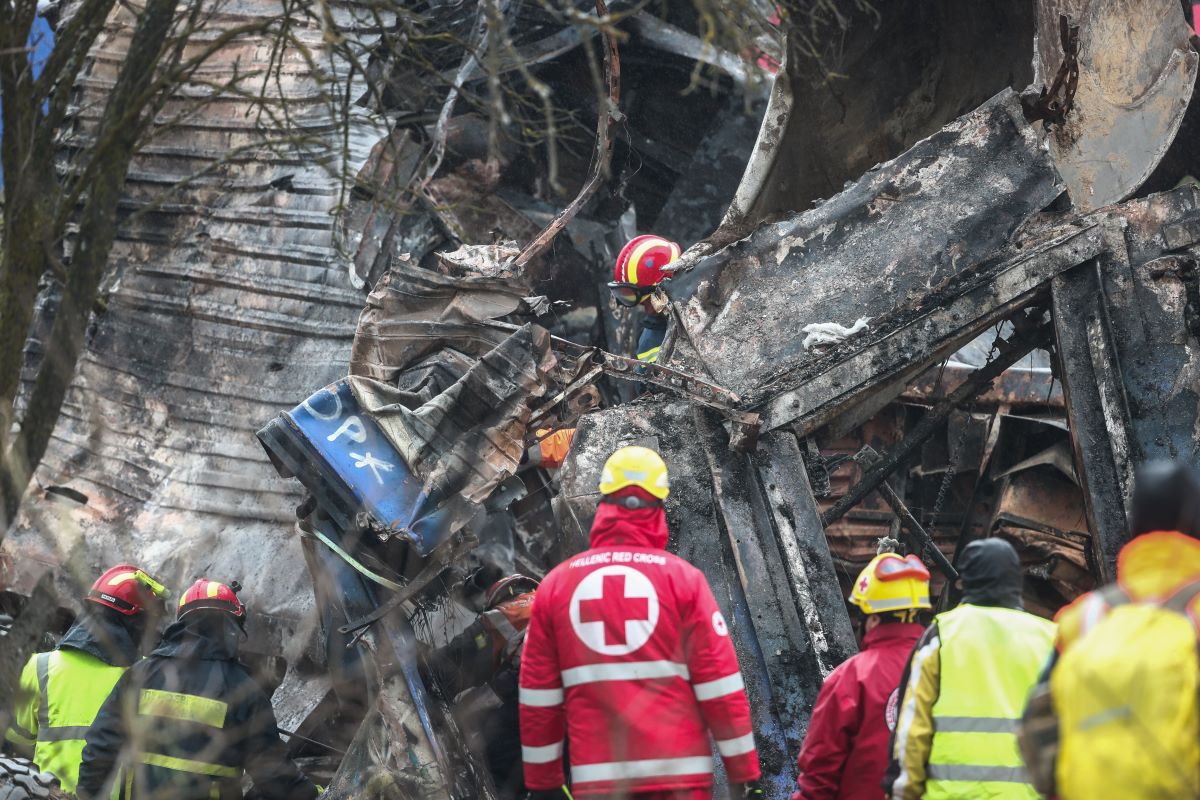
[608,281,655,308]
[875,554,931,582]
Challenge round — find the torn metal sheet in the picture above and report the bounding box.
[702,0,1036,237]
[557,401,855,795]
[1034,0,1199,210]
[667,89,1065,411]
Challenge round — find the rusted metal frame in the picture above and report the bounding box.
[759,225,1104,434]
[820,320,1053,529]
[854,445,960,581]
[1051,256,1135,581]
[542,333,762,437]
[1021,14,1080,127]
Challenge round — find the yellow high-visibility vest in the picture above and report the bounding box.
[5,649,126,794]
[926,604,1054,800]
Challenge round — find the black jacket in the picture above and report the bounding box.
[59,605,142,667]
[76,613,316,800]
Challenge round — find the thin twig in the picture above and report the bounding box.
[513,0,620,268]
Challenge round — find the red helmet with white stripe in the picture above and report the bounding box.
[612,235,681,288]
[177,579,246,624]
[87,564,168,616]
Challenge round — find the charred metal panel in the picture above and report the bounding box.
[558,402,851,793]
[668,89,1064,405]
[1052,188,1200,577]
[755,225,1102,434]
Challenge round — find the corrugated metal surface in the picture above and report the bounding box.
[2,2,384,667]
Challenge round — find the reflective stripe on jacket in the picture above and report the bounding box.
[889,604,1055,800]
[76,613,317,800]
[5,649,126,794]
[519,499,760,796]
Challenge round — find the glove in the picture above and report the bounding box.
[733,780,765,799]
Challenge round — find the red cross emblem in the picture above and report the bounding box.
[570,566,660,655]
[858,575,870,593]
[580,574,650,646]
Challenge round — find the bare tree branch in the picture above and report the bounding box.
[514,0,619,267]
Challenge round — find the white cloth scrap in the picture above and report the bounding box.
[801,317,871,351]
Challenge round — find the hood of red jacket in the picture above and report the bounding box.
[589,489,669,550]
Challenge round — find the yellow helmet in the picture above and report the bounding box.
[598,445,670,500]
[849,553,932,614]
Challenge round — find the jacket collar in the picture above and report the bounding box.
[588,500,669,550]
[862,621,924,650]
[58,608,140,667]
[152,613,242,660]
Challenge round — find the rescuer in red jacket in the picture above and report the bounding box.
[791,552,932,800]
[519,445,763,800]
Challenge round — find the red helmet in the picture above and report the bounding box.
[485,574,540,609]
[612,235,681,288]
[177,579,246,623]
[87,564,168,616]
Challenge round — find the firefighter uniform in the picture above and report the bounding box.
[76,580,317,800]
[5,564,166,794]
[5,615,133,793]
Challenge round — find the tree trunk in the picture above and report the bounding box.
[3,0,182,529]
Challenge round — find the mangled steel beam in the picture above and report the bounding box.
[1052,187,1200,578]
[558,403,855,794]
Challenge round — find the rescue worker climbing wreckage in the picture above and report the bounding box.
[607,235,681,366]
[527,235,682,476]
[422,573,539,799]
[1019,459,1200,800]
[519,445,763,800]
[76,579,319,800]
[791,550,931,800]
[884,538,1054,800]
[4,565,168,794]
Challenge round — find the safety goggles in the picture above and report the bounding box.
[875,554,931,582]
[607,281,658,308]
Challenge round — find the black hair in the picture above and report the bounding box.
[1131,460,1200,538]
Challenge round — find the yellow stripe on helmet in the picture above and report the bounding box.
[625,238,662,286]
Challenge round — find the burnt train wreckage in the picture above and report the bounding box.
[5,0,1200,797]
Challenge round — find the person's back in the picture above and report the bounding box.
[519,446,761,799]
[1022,459,1200,800]
[77,579,317,800]
[792,552,930,800]
[4,564,166,794]
[887,539,1054,800]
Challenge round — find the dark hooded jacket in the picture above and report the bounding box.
[59,606,144,667]
[76,612,317,800]
[958,538,1024,609]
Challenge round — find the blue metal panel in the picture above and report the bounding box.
[261,380,456,557]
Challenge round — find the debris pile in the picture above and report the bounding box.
[5,0,1200,797]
